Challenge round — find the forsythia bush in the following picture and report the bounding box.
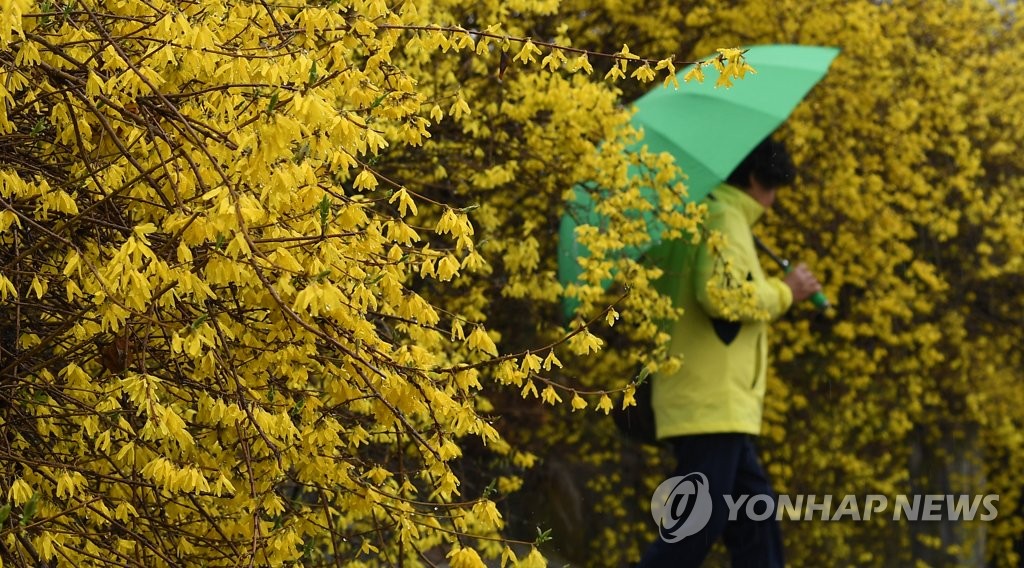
[0,0,730,566]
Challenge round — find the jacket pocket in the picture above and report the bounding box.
[751,331,764,389]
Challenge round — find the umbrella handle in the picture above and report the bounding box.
[781,262,830,310]
[752,235,830,310]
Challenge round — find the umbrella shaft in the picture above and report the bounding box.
[753,235,789,270]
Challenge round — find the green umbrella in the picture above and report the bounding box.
[559,44,839,318]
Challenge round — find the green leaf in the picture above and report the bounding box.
[368,92,388,110]
[40,0,52,25]
[289,398,306,418]
[318,195,330,232]
[189,314,208,331]
[267,91,280,115]
[534,526,553,545]
[0,503,11,525]
[30,118,47,136]
[20,492,39,526]
[293,141,311,164]
[300,539,315,559]
[308,59,319,85]
[635,366,651,386]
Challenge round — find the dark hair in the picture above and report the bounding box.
[725,137,796,190]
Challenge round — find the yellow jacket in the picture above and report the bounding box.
[651,183,793,438]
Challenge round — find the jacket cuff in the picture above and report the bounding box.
[769,277,793,316]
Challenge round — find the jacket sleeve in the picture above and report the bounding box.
[693,207,793,322]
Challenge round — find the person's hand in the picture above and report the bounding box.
[783,263,822,304]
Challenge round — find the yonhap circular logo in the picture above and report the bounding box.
[651,472,713,543]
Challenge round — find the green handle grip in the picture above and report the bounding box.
[809,290,830,310]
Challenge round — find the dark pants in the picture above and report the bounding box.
[638,433,784,568]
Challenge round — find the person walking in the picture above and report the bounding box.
[638,137,822,568]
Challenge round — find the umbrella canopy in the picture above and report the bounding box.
[558,44,839,318]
